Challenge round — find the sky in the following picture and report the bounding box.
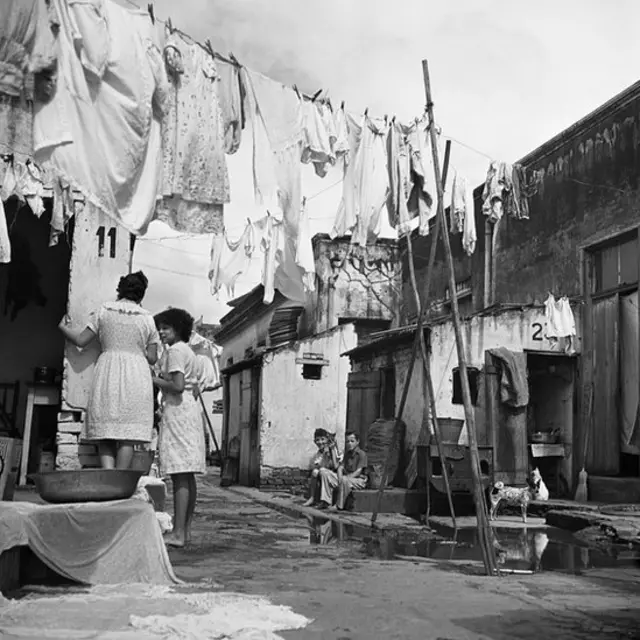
[130,0,640,321]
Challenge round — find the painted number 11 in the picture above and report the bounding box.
[96,226,117,258]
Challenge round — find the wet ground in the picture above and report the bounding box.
[160,476,640,639]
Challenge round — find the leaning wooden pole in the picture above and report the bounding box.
[422,59,498,576]
[371,142,456,527]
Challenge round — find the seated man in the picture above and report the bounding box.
[302,428,340,507]
[318,431,368,511]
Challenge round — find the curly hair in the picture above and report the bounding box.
[154,307,194,343]
[116,271,148,303]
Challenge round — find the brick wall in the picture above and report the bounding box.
[56,411,100,470]
[259,466,309,493]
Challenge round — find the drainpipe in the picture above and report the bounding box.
[483,221,491,307]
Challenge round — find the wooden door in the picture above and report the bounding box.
[346,370,381,448]
[248,365,261,487]
[484,351,528,485]
[62,202,133,410]
[590,295,620,474]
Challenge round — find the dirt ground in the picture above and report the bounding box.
[164,475,640,640]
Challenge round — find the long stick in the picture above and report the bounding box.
[422,59,498,576]
[371,141,454,526]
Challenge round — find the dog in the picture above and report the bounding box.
[489,468,549,523]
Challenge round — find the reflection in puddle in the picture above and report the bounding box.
[303,515,640,575]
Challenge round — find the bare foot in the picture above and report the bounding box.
[164,533,186,548]
[302,498,314,507]
[326,505,338,512]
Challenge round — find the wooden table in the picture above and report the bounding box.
[19,383,60,486]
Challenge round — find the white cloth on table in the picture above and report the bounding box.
[451,170,477,256]
[85,300,159,443]
[208,221,255,299]
[33,0,164,236]
[0,498,178,584]
[159,341,206,476]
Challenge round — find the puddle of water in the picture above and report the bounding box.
[302,515,640,575]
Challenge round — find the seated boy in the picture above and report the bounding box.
[318,431,367,511]
[302,428,340,507]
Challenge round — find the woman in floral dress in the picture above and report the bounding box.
[152,308,205,548]
[58,271,159,469]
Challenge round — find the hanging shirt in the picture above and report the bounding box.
[482,161,513,222]
[216,59,244,155]
[208,222,255,299]
[33,0,164,236]
[451,171,476,256]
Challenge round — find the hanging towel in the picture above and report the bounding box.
[332,106,350,159]
[34,0,165,236]
[488,347,529,408]
[450,171,476,256]
[208,222,255,299]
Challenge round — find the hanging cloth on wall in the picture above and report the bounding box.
[33,0,165,236]
[208,221,255,299]
[544,294,576,354]
[450,170,476,256]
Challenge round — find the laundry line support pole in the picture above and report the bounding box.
[422,58,498,576]
[371,140,455,527]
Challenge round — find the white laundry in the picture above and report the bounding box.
[406,116,438,235]
[20,160,46,218]
[255,213,283,305]
[33,0,164,236]
[350,116,388,247]
[189,330,222,391]
[331,111,362,239]
[50,176,74,246]
[386,120,413,236]
[296,199,316,293]
[208,222,255,299]
[301,99,334,178]
[451,171,477,256]
[332,106,350,158]
[544,294,576,338]
[242,69,306,303]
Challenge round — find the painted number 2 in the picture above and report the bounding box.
[532,322,544,341]
[96,226,117,258]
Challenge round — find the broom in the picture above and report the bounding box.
[574,384,593,502]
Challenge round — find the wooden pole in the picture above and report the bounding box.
[371,142,456,527]
[422,59,498,575]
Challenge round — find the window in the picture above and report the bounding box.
[302,364,323,380]
[591,231,638,294]
[452,367,480,405]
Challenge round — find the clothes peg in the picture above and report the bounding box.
[292,84,301,100]
[384,114,388,124]
[228,52,241,67]
[364,107,369,117]
[166,17,174,33]
[147,3,155,24]
[311,89,323,103]
[205,39,215,58]
[340,100,345,110]
[302,196,307,207]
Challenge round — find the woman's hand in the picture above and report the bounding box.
[58,314,71,330]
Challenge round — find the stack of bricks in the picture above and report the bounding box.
[260,466,309,492]
[55,411,100,470]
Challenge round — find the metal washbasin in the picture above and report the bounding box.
[32,469,144,504]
